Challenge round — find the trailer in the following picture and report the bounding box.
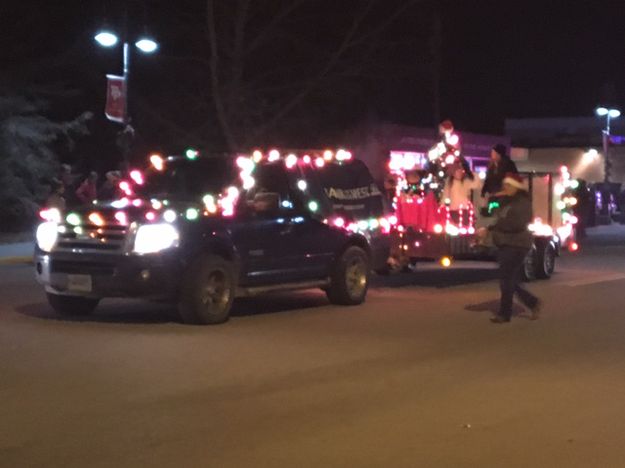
[382,161,580,281]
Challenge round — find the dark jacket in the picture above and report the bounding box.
[481,157,518,197]
[489,191,533,249]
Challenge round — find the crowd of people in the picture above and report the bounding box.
[45,165,125,211]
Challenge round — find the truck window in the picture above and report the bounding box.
[246,163,291,202]
[140,158,236,200]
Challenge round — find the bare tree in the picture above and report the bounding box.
[202,0,424,150]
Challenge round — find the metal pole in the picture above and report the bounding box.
[120,41,131,170]
[603,115,610,183]
[123,41,129,125]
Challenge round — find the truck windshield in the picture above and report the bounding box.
[139,158,236,200]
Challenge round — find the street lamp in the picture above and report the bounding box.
[595,106,621,183]
[135,38,158,53]
[95,31,119,47]
[95,29,159,164]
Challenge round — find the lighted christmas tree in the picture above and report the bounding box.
[423,119,462,200]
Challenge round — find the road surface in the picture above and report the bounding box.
[1,227,625,467]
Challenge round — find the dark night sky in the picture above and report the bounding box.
[1,0,624,164]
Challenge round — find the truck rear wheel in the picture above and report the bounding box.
[178,255,235,325]
[535,241,556,279]
[47,293,100,316]
[326,246,370,305]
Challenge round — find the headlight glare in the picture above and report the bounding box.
[133,223,179,254]
[36,221,59,252]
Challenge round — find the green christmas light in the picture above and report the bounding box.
[185,148,199,160]
[66,213,81,226]
[308,201,319,212]
[185,208,200,220]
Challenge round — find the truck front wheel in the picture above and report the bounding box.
[46,293,100,316]
[326,246,370,306]
[178,255,235,325]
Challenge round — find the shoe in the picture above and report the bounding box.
[490,315,511,324]
[530,300,542,320]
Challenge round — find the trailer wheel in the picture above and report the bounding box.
[535,241,556,279]
[521,245,537,282]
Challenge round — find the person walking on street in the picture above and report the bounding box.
[481,144,518,198]
[76,171,98,205]
[479,173,541,323]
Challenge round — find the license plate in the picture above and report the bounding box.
[67,274,92,293]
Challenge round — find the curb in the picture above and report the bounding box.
[0,256,33,266]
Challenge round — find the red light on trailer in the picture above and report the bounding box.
[145,211,156,222]
[447,133,459,146]
[303,155,311,164]
[315,157,325,168]
[570,242,579,252]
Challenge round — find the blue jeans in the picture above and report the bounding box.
[498,246,538,319]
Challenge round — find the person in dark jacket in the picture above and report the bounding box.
[99,171,122,201]
[481,173,541,323]
[481,144,518,198]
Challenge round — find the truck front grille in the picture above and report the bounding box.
[56,223,130,254]
[50,260,116,276]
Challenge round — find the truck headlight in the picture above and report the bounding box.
[36,221,58,252]
[133,223,180,254]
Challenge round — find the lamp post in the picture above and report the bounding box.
[595,106,621,183]
[95,30,158,165]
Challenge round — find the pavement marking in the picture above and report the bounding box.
[0,256,33,266]
[562,273,625,287]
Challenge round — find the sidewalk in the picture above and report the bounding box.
[0,242,34,265]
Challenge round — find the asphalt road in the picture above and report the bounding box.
[2,227,625,467]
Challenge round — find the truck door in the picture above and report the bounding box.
[232,163,308,285]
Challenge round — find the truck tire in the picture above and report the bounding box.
[521,245,537,282]
[326,246,370,305]
[535,241,556,279]
[47,293,100,316]
[178,255,235,325]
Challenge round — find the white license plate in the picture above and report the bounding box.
[67,274,92,293]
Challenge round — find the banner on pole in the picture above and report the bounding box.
[105,74,126,124]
